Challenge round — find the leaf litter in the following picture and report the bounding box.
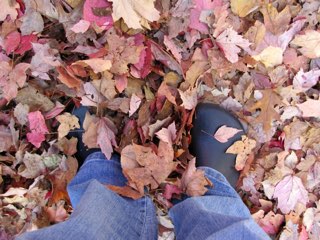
[0,0,320,239]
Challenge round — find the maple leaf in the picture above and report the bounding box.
[56,113,80,139]
[97,118,118,159]
[216,27,251,63]
[291,30,320,59]
[180,158,210,196]
[178,87,198,110]
[0,0,19,22]
[226,135,256,171]
[260,5,291,35]
[155,122,177,145]
[273,175,309,214]
[247,89,282,133]
[213,125,242,143]
[121,141,176,194]
[26,111,49,148]
[109,0,160,29]
[0,62,30,102]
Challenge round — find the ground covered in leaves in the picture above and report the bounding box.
[1,0,320,239]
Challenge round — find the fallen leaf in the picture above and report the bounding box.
[18,152,46,178]
[26,111,49,148]
[180,158,210,196]
[297,99,320,118]
[178,87,198,110]
[129,94,142,117]
[74,58,112,73]
[70,20,91,33]
[291,30,320,59]
[213,125,242,143]
[106,185,143,200]
[14,103,29,125]
[46,201,68,223]
[293,69,320,92]
[57,66,83,90]
[252,46,283,68]
[83,0,113,28]
[231,0,258,17]
[57,137,78,156]
[155,122,177,144]
[97,118,118,159]
[273,175,309,214]
[247,89,282,133]
[4,31,21,54]
[216,27,251,63]
[109,0,160,29]
[226,135,256,171]
[0,0,19,22]
[260,5,291,35]
[56,113,80,139]
[0,62,30,102]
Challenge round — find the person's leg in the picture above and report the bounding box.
[169,103,270,239]
[17,152,158,240]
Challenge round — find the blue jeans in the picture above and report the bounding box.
[17,152,269,240]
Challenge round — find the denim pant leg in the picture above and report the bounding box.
[169,167,270,240]
[16,152,158,240]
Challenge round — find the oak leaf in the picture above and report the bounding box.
[247,89,282,133]
[109,0,160,29]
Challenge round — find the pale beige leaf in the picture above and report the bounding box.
[74,58,112,73]
[178,87,198,110]
[0,0,19,21]
[109,0,160,29]
[291,30,320,58]
[56,113,80,139]
[213,125,242,143]
[129,94,142,117]
[231,0,258,17]
[297,99,320,118]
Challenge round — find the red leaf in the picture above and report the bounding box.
[14,34,38,55]
[4,31,21,54]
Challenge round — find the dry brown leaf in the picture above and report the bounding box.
[56,113,80,139]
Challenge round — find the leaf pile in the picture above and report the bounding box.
[0,0,320,239]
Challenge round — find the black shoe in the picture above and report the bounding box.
[190,103,244,188]
[68,105,100,166]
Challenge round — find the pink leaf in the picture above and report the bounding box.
[163,183,182,200]
[114,75,127,93]
[70,20,91,33]
[164,36,182,63]
[216,27,251,63]
[213,125,242,143]
[189,0,221,34]
[26,111,49,148]
[83,0,113,28]
[155,122,177,144]
[273,175,309,214]
[97,118,117,159]
[297,99,320,118]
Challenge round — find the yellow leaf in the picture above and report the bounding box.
[226,135,256,171]
[252,46,283,68]
[291,30,320,59]
[231,0,258,17]
[109,0,160,29]
[56,113,80,139]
